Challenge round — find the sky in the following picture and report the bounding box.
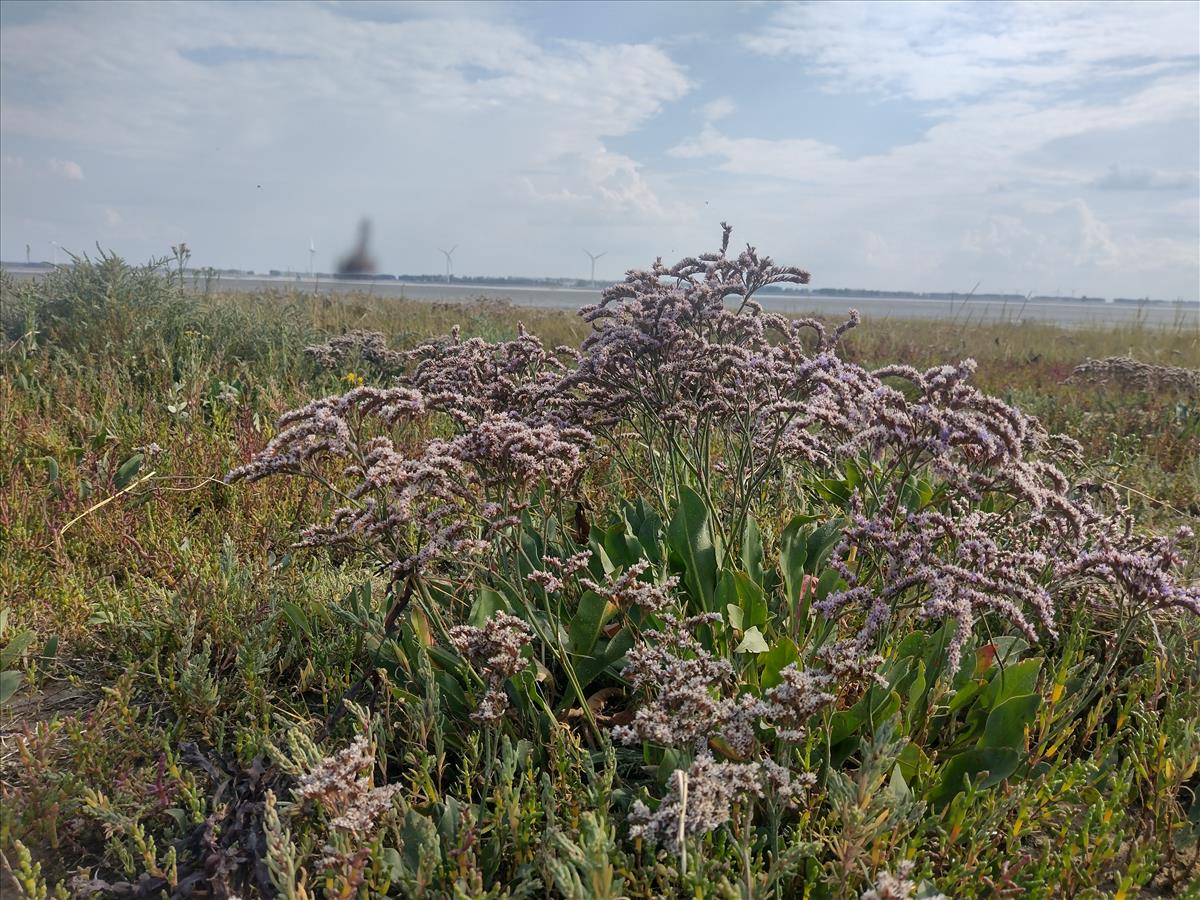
[1,0,1198,300]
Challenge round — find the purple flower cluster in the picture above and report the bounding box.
[305,330,406,373]
[1067,355,1200,395]
[230,225,1199,709]
[819,503,1060,673]
[628,753,813,853]
[227,374,588,576]
[448,611,535,724]
[578,559,681,614]
[612,615,836,758]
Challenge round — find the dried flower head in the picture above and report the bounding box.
[449,611,535,723]
[628,753,815,854]
[296,735,401,836]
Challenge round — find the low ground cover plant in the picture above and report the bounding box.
[2,234,1198,897]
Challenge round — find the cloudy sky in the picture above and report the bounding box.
[2,0,1197,299]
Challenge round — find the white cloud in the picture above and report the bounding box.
[664,2,1199,297]
[741,1,1199,103]
[48,158,83,180]
[701,97,736,122]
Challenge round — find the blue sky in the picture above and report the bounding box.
[1,0,1197,299]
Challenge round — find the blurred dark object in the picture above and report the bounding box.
[336,218,377,278]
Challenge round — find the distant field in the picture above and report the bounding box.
[6,264,1198,327]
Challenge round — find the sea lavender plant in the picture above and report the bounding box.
[1067,355,1200,395]
[627,753,813,854]
[448,611,535,724]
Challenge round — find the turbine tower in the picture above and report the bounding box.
[439,246,457,285]
[309,237,316,277]
[584,249,607,287]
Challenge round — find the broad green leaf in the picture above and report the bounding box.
[981,693,1040,750]
[39,456,60,483]
[720,570,768,632]
[780,515,810,608]
[735,573,768,628]
[904,660,928,733]
[0,670,22,705]
[928,748,1020,808]
[742,517,764,586]
[603,523,643,572]
[470,586,506,628]
[888,765,912,801]
[568,591,608,655]
[573,626,636,695]
[0,630,35,669]
[114,453,144,489]
[760,637,800,689]
[815,568,842,602]
[978,657,1043,711]
[897,741,933,784]
[628,500,664,564]
[280,602,312,639]
[734,626,769,654]
[804,521,843,573]
[947,680,983,716]
[666,487,717,612]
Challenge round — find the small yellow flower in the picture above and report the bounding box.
[342,371,364,386]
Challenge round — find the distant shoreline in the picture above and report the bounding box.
[4,265,1197,328]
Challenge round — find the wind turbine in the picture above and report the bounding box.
[439,246,457,285]
[584,249,607,287]
[309,237,316,278]
[51,241,59,266]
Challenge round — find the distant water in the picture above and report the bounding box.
[6,268,1198,328]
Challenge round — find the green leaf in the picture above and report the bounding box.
[734,626,769,654]
[568,591,608,656]
[573,627,636,695]
[928,748,1020,808]
[897,741,933,784]
[760,638,800,689]
[946,680,984,716]
[39,456,60,483]
[280,602,312,639]
[780,515,810,608]
[742,517,764,586]
[804,521,843,573]
[666,487,718,612]
[627,499,664,564]
[470,586,506,628]
[0,631,35,670]
[888,765,912,802]
[719,570,768,633]
[978,657,1042,711]
[602,523,644,572]
[0,670,21,705]
[815,568,841,602]
[113,453,144,490]
[981,693,1040,750]
[904,660,928,733]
